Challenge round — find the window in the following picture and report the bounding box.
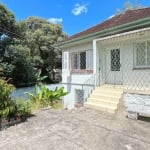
[71,50,93,70]
[135,41,150,67]
[111,49,120,71]
[72,51,86,69]
[80,52,86,69]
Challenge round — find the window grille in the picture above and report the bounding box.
[75,89,84,103]
[111,49,120,71]
[135,41,150,67]
[71,50,93,70]
[80,52,86,69]
[73,53,78,69]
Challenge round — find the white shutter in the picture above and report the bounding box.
[71,53,75,69]
[63,52,69,70]
[77,53,80,69]
[86,50,93,69]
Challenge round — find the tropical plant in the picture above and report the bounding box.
[0,79,32,120]
[35,69,48,83]
[15,100,31,117]
[47,86,68,106]
[0,79,15,118]
[26,84,68,110]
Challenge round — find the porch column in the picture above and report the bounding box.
[93,39,97,74]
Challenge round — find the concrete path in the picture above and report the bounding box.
[0,106,150,150]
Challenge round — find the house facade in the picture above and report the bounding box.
[56,7,150,110]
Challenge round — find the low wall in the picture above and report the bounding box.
[124,93,150,119]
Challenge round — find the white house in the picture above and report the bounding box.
[56,7,150,115]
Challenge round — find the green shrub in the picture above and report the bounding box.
[15,100,32,117]
[26,84,68,110]
[0,79,15,118]
[0,79,32,119]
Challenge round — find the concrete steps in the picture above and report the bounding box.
[84,85,123,113]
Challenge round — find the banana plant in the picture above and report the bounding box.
[25,84,68,109]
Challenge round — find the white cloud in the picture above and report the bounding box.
[47,18,63,24]
[108,15,115,19]
[72,3,88,16]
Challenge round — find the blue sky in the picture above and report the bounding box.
[0,0,150,35]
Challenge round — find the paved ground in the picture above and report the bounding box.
[0,104,150,150]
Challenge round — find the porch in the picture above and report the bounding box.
[84,28,150,116]
[62,27,150,115]
[84,81,150,116]
[93,27,150,92]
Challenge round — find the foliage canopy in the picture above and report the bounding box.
[0,4,67,86]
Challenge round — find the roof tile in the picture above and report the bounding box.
[63,7,150,42]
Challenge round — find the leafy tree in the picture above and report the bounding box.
[0,3,16,38]
[23,17,67,82]
[0,4,67,86]
[124,1,133,11]
[116,0,142,15]
[7,44,36,86]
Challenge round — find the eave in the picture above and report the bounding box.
[55,17,150,49]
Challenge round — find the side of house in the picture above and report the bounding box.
[61,42,93,108]
[56,7,150,110]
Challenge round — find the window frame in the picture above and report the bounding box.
[110,49,120,71]
[134,41,150,69]
[71,49,93,73]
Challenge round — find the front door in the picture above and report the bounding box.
[105,48,123,85]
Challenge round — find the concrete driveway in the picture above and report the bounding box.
[0,106,150,150]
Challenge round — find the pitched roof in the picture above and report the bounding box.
[63,7,150,43]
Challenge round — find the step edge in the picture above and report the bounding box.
[87,98,119,104]
[85,102,117,109]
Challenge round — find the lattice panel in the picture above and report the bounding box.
[71,52,86,69]
[111,49,120,71]
[80,52,86,69]
[75,89,84,103]
[147,42,150,65]
[136,43,146,66]
[103,41,150,92]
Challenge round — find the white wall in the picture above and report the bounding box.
[122,41,150,91]
[61,30,150,109]
[98,32,150,91]
[61,41,93,109]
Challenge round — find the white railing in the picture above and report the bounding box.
[82,73,100,102]
[60,73,100,104]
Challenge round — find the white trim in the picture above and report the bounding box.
[63,52,69,70]
[86,50,93,69]
[94,27,150,43]
[71,50,93,70]
[134,40,150,68]
[93,40,97,73]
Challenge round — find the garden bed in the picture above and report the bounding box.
[0,116,27,131]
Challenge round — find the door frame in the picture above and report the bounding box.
[105,47,123,85]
